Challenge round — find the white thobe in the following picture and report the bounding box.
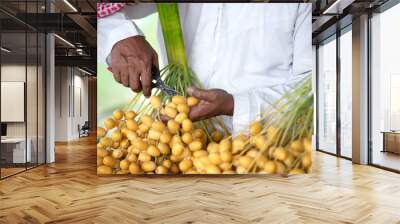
[98,3,312,135]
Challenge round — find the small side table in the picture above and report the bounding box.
[381,131,400,155]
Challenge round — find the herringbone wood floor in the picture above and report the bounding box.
[1,136,400,224]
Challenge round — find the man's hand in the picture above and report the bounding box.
[111,36,158,97]
[187,86,234,122]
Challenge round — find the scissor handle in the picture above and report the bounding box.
[151,66,162,81]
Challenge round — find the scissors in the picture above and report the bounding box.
[150,66,180,96]
[106,64,179,96]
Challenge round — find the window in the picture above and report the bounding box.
[370,2,400,171]
[317,36,337,154]
[0,0,47,179]
[339,29,352,158]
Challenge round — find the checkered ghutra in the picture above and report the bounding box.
[97,3,127,18]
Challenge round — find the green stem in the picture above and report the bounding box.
[157,4,189,74]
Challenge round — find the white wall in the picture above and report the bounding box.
[54,66,68,141]
[54,67,89,141]
[72,73,89,138]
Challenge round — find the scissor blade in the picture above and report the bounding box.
[159,84,180,96]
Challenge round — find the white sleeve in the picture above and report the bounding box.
[231,4,312,135]
[97,4,156,65]
[291,3,312,84]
